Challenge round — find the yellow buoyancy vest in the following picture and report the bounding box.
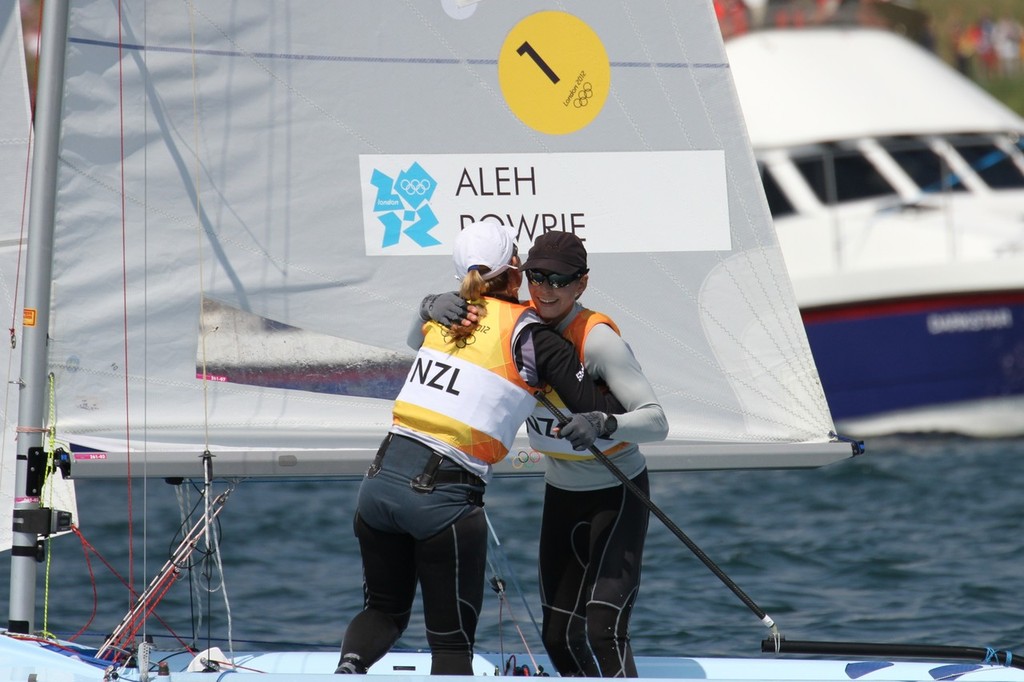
[393,297,538,465]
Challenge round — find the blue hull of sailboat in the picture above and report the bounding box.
[803,292,1024,429]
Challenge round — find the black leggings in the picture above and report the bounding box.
[341,509,488,675]
[538,469,650,677]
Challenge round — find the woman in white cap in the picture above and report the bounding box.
[419,230,667,677]
[336,220,623,676]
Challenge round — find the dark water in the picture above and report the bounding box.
[4,435,1024,660]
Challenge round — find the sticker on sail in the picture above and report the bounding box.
[366,163,441,248]
[498,11,610,135]
[359,151,731,254]
[440,0,477,20]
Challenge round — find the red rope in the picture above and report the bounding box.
[70,527,196,656]
[68,527,99,641]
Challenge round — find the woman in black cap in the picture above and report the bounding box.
[420,230,667,677]
[518,231,667,678]
[337,221,623,676]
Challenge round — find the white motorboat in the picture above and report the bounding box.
[727,27,1024,437]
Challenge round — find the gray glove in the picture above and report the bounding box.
[420,292,469,326]
[557,411,608,451]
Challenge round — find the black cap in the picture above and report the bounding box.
[521,232,588,275]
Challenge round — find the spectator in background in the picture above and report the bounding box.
[977,11,998,78]
[994,15,1022,77]
[715,0,750,38]
[743,0,769,29]
[952,21,979,77]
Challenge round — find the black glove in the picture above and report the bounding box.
[557,412,609,451]
[420,292,469,326]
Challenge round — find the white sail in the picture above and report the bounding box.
[38,0,848,481]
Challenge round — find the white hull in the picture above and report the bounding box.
[6,635,1024,682]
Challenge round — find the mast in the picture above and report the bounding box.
[8,0,71,634]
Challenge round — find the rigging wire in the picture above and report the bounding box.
[175,481,207,649]
[113,0,137,618]
[172,477,238,653]
[183,0,237,662]
[483,511,544,673]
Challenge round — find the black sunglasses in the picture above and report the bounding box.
[524,269,585,288]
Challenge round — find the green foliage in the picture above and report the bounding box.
[918,0,1024,115]
[978,74,1024,116]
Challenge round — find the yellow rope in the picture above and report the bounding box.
[39,372,58,639]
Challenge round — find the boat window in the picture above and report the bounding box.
[757,163,794,218]
[793,145,893,205]
[881,136,967,194]
[949,135,1024,189]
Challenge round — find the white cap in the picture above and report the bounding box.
[452,219,517,281]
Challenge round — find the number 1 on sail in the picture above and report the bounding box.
[516,41,560,84]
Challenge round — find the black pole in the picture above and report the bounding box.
[537,394,1023,671]
[533,391,778,635]
[763,639,1023,670]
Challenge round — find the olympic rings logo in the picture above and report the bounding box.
[510,449,542,469]
[400,178,432,194]
[573,83,594,108]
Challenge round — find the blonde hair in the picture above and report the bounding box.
[447,267,515,343]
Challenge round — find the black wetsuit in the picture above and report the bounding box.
[539,469,650,677]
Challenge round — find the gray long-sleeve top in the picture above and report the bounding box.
[544,302,668,491]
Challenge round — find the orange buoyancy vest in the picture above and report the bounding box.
[392,297,539,465]
[527,309,631,461]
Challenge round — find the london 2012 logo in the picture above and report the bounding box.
[368,162,440,248]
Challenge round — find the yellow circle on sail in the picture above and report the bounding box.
[498,11,610,136]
